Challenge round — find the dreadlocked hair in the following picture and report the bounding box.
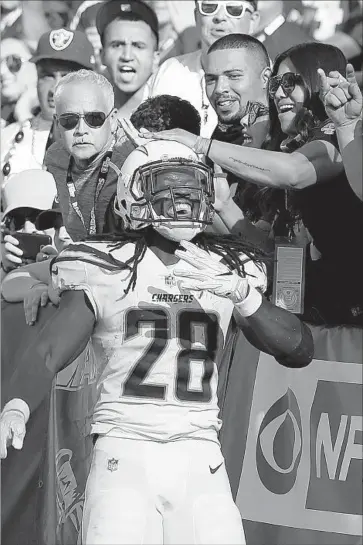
[194,232,269,278]
[87,230,149,295]
[87,227,270,294]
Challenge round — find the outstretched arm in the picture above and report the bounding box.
[2,290,95,414]
[233,289,313,368]
[134,127,343,191]
[174,240,313,368]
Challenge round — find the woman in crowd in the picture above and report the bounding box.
[0,37,37,128]
[136,42,363,326]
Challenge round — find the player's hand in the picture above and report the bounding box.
[318,64,363,127]
[24,281,60,325]
[119,118,153,147]
[174,240,249,303]
[0,409,26,459]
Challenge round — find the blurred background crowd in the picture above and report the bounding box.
[1,0,362,328]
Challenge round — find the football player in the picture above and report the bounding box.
[0,140,313,544]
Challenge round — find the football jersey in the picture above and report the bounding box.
[52,241,267,443]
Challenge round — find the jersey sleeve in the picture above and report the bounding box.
[51,244,101,319]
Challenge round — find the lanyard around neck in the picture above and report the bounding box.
[66,144,114,235]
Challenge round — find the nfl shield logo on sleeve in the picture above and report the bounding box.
[107,458,119,472]
[49,29,74,51]
[165,275,176,288]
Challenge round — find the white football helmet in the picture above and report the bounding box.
[115,140,215,242]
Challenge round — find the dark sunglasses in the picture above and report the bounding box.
[197,1,254,18]
[6,208,42,231]
[1,54,25,74]
[268,72,304,98]
[57,108,113,131]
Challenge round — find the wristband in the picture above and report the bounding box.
[234,285,263,317]
[2,398,30,423]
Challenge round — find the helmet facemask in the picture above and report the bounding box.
[117,156,215,241]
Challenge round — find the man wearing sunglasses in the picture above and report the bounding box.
[147,1,260,138]
[43,69,134,243]
[1,30,98,273]
[1,29,95,185]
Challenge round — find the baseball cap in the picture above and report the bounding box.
[96,0,159,44]
[2,170,57,219]
[31,29,95,69]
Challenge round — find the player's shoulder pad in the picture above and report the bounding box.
[53,241,136,273]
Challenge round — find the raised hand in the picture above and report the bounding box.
[318,64,363,127]
[119,118,154,148]
[138,127,198,149]
[174,240,249,303]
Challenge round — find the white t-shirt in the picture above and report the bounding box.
[146,50,218,138]
[1,115,52,184]
[52,240,267,443]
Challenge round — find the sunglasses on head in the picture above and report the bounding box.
[197,1,254,18]
[268,72,304,98]
[1,55,25,74]
[57,108,113,131]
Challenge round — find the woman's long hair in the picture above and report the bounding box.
[260,43,347,234]
[266,42,347,152]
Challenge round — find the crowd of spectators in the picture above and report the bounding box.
[1,0,362,327]
[0,3,362,544]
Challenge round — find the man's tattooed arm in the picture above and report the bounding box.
[207,139,306,189]
[229,156,271,172]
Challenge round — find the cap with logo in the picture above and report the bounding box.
[30,29,95,69]
[96,0,159,45]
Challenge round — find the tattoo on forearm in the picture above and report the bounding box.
[229,157,271,172]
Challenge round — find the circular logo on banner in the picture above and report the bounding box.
[256,388,302,494]
[277,286,299,311]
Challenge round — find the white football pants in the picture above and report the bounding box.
[82,436,245,545]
